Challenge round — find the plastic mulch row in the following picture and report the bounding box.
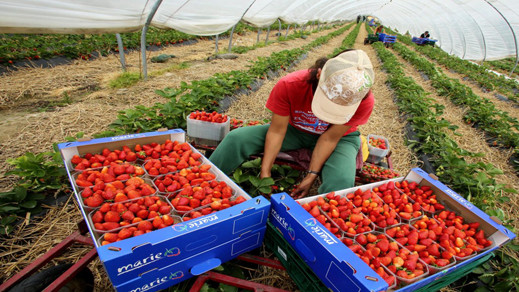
[264,221,494,292]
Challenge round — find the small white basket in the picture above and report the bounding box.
[367,134,390,164]
[186,114,230,146]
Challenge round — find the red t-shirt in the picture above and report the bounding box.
[266,69,374,136]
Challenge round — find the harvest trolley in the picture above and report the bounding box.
[412,36,437,47]
[1,221,292,292]
[364,33,397,48]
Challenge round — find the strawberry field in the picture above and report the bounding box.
[0,22,518,291]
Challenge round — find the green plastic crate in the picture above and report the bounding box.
[264,221,330,292]
[414,252,493,292]
[265,221,493,292]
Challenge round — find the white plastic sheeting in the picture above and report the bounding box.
[0,0,153,34]
[0,0,518,61]
[242,0,293,28]
[152,0,255,36]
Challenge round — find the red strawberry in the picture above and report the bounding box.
[376,238,390,252]
[121,210,135,221]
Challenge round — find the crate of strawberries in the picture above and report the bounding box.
[187,110,230,145]
[58,129,271,291]
[367,134,390,164]
[269,167,515,292]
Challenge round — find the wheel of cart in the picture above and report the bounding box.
[0,220,97,292]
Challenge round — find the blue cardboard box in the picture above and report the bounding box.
[115,226,266,292]
[269,168,515,292]
[58,129,270,287]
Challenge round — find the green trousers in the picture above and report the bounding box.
[209,124,360,194]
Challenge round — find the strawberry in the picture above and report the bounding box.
[121,210,135,221]
[118,228,133,240]
[138,220,153,232]
[376,238,390,252]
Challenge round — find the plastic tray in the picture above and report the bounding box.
[87,194,177,237]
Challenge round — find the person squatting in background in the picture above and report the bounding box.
[209,50,375,198]
[420,31,430,38]
[375,25,384,35]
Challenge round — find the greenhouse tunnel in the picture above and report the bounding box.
[1,0,518,73]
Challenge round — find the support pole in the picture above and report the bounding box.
[141,0,164,80]
[265,26,270,43]
[115,33,126,72]
[278,19,281,36]
[257,28,261,44]
[285,24,290,38]
[484,0,518,76]
[227,24,236,53]
[215,35,219,54]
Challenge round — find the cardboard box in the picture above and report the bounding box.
[58,129,270,287]
[269,168,515,292]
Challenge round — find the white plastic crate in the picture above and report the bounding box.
[186,114,230,146]
[367,134,390,164]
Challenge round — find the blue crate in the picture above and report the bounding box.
[269,168,515,292]
[58,129,271,287]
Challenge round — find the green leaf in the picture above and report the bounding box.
[257,177,275,188]
[26,193,46,201]
[249,176,261,187]
[13,187,28,202]
[494,281,512,291]
[472,267,486,274]
[0,206,20,213]
[219,284,238,292]
[474,287,491,292]
[1,215,17,225]
[19,200,37,209]
[259,186,272,194]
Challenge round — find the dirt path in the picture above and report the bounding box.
[354,27,418,174]
[0,27,338,190]
[389,46,519,227]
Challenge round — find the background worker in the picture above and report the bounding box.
[420,31,430,38]
[209,50,375,199]
[375,25,384,35]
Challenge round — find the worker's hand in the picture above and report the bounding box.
[290,175,317,199]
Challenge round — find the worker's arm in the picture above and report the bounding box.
[260,113,289,178]
[291,124,351,199]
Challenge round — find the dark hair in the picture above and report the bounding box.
[307,49,356,91]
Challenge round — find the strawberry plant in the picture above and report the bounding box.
[372,39,519,292]
[1,145,69,234]
[232,158,301,197]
